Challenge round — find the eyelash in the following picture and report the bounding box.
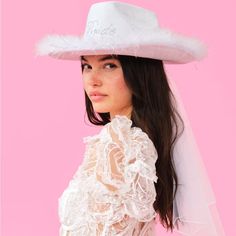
[81,63,117,71]
[81,63,90,71]
[105,63,117,69]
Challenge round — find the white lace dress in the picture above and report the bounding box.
[58,115,158,236]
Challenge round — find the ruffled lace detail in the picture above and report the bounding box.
[58,115,158,235]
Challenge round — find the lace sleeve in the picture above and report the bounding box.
[94,115,158,233]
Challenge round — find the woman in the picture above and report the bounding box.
[35,1,225,235]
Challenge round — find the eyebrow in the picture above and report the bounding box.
[81,55,118,62]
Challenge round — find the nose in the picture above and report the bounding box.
[87,69,102,87]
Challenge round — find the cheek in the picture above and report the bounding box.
[82,77,88,92]
[82,75,86,87]
[111,78,132,101]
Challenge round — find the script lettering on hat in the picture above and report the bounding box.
[86,20,116,37]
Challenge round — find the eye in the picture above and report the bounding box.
[81,63,91,72]
[104,63,117,69]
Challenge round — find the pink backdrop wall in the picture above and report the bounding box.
[1,0,235,235]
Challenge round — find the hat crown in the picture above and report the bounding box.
[36,1,207,63]
[84,1,159,41]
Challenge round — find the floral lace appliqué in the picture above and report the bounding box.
[58,115,158,236]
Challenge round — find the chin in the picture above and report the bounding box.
[92,106,110,114]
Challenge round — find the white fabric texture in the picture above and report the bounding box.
[168,78,226,236]
[58,115,158,236]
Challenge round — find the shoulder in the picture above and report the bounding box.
[83,115,158,160]
[108,115,152,139]
[106,115,158,159]
[105,115,146,140]
[108,116,158,183]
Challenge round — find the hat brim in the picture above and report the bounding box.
[35,28,207,64]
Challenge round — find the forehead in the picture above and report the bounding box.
[81,54,118,62]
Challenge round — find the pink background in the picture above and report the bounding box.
[1,0,235,235]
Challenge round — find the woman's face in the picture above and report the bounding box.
[81,55,133,119]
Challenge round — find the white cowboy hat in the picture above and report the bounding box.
[35,1,207,63]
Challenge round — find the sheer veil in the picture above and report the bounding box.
[168,78,225,236]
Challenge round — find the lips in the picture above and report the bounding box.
[89,91,107,102]
[89,91,107,96]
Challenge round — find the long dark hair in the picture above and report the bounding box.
[83,55,184,232]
